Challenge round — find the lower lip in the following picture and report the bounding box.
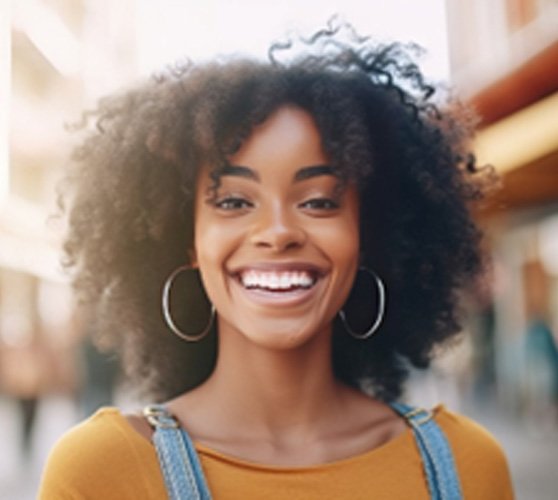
[231,278,322,308]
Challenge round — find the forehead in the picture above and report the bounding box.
[195,104,364,196]
[229,105,327,171]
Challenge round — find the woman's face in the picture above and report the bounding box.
[194,106,360,350]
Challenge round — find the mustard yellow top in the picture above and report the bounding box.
[39,405,514,499]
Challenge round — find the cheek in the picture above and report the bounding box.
[318,225,359,260]
[323,205,360,264]
[195,222,226,270]
[193,194,223,263]
[194,225,226,306]
[335,228,360,286]
[311,213,360,293]
[331,205,361,288]
[194,214,243,293]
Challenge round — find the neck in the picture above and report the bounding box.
[200,325,345,438]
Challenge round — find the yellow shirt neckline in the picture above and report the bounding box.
[102,405,435,473]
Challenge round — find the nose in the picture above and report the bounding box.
[249,202,306,252]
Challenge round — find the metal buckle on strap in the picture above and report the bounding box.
[143,405,180,429]
[404,407,434,426]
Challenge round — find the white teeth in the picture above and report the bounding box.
[279,275,290,288]
[239,270,316,290]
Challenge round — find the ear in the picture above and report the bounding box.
[188,248,198,268]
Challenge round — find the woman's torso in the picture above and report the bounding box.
[38,405,514,499]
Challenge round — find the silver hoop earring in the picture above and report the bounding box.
[162,265,215,342]
[339,267,386,340]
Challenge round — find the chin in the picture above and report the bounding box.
[222,315,331,351]
[248,331,314,350]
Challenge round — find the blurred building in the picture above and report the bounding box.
[446,0,558,420]
[1,0,556,426]
[1,0,138,425]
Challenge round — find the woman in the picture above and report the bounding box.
[39,22,514,499]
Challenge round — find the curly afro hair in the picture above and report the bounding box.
[62,21,489,402]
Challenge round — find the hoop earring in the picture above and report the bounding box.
[339,267,386,340]
[162,265,215,342]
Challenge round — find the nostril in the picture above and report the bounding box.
[284,239,302,250]
[250,226,306,251]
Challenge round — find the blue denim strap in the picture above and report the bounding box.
[144,405,212,500]
[145,402,461,499]
[390,402,463,500]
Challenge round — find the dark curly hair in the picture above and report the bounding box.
[62,21,488,402]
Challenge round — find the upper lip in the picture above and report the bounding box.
[229,262,327,277]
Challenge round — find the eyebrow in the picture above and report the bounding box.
[294,165,339,182]
[216,164,259,180]
[215,164,339,182]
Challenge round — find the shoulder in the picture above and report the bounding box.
[38,407,164,499]
[42,407,150,465]
[435,406,514,499]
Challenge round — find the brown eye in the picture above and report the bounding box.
[300,198,339,210]
[214,197,253,210]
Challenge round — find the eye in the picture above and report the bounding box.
[213,196,253,211]
[299,198,339,211]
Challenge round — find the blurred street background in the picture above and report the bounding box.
[1,0,558,498]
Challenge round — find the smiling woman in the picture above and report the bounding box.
[39,21,514,500]
[194,107,360,350]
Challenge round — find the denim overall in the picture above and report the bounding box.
[144,402,463,500]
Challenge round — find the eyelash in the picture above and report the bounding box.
[299,198,339,210]
[213,196,254,211]
[211,196,340,214]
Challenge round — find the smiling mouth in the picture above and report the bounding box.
[236,269,319,292]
